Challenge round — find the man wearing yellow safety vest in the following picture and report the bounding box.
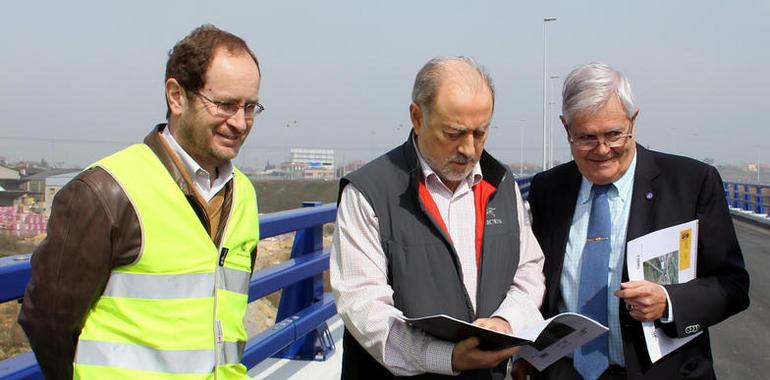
[19,25,263,379]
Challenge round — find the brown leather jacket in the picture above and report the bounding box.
[18,125,256,380]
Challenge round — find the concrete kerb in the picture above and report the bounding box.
[730,208,770,229]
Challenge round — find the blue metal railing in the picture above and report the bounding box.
[723,181,770,215]
[0,176,537,379]
[516,175,532,200]
[0,202,338,380]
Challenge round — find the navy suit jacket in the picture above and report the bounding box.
[528,144,750,379]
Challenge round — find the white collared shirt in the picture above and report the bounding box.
[161,127,233,202]
[330,142,545,376]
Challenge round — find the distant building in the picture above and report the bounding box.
[745,162,770,172]
[0,165,19,180]
[343,160,367,175]
[507,162,540,176]
[11,160,52,177]
[288,148,336,179]
[0,190,26,207]
[20,169,79,216]
[0,165,21,191]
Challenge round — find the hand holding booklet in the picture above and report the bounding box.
[626,219,700,363]
[403,312,608,370]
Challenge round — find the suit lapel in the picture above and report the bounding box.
[553,165,581,270]
[546,163,582,314]
[623,145,661,284]
[626,145,660,241]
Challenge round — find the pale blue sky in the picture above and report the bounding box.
[1,0,768,168]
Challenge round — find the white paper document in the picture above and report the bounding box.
[626,219,700,363]
[403,312,607,371]
[517,313,609,371]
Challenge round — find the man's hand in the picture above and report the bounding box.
[473,316,512,334]
[451,337,519,372]
[511,358,539,380]
[615,280,667,321]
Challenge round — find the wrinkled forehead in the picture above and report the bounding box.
[432,85,493,116]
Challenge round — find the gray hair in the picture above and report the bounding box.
[561,62,637,124]
[411,56,495,110]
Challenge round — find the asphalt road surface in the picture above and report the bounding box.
[711,219,770,378]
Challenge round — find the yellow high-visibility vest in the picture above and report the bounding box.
[73,144,259,379]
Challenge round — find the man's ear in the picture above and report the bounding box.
[410,103,424,136]
[166,78,188,117]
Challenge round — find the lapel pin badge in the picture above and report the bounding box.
[645,192,654,200]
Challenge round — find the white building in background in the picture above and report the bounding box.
[288,148,336,179]
[0,165,20,181]
[16,169,79,217]
[42,172,79,216]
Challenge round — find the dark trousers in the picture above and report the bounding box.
[543,357,627,380]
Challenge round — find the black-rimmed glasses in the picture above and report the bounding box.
[196,92,264,119]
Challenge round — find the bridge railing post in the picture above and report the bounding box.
[272,201,334,360]
[723,182,728,204]
[744,184,751,211]
[762,186,770,215]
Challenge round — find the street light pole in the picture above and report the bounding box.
[549,74,560,169]
[519,119,527,176]
[542,17,557,172]
[758,150,762,185]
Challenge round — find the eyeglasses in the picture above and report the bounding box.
[196,92,264,119]
[567,123,634,151]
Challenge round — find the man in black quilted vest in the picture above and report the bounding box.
[330,56,546,379]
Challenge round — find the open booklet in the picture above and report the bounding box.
[402,312,608,370]
[626,219,700,363]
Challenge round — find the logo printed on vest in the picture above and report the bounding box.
[486,207,503,225]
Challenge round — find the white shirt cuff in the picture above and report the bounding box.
[424,339,458,375]
[658,285,674,323]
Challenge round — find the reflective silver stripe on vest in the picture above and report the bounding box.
[218,267,251,295]
[102,272,215,299]
[75,340,215,374]
[102,270,250,298]
[217,341,246,365]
